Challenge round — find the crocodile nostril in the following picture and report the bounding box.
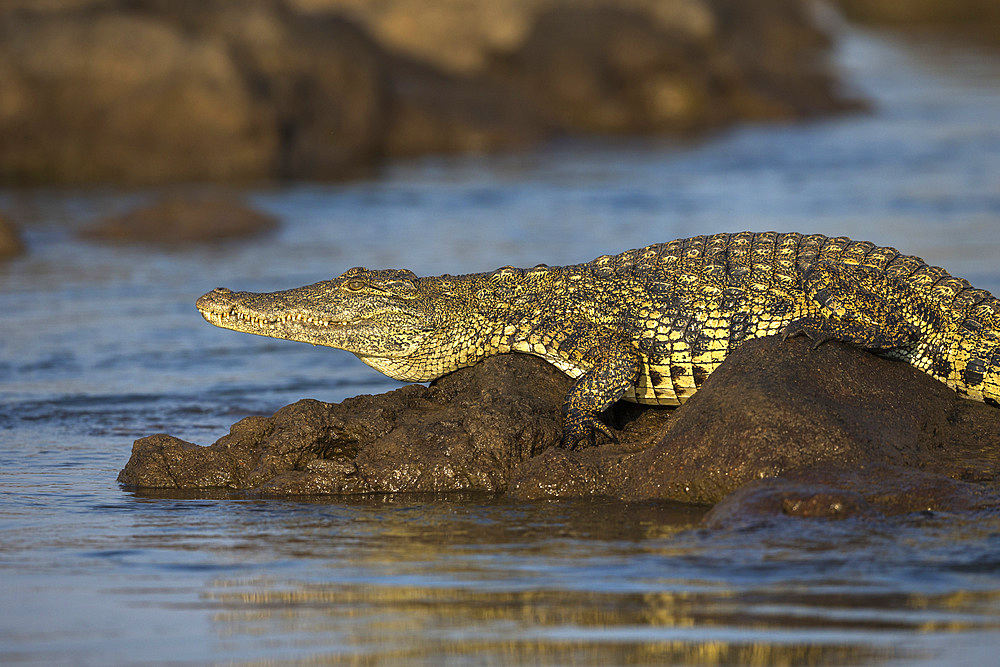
[214,287,232,294]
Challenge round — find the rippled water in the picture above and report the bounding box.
[2,28,1000,664]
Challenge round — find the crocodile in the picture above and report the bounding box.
[196,232,1000,448]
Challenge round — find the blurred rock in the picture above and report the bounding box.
[710,0,857,120]
[833,0,1000,48]
[0,212,25,258]
[1,0,858,185]
[160,0,388,180]
[290,0,717,76]
[834,0,1000,25]
[0,0,386,184]
[488,1,859,135]
[82,195,278,244]
[488,6,721,134]
[0,4,276,184]
[381,55,549,157]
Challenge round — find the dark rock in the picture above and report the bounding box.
[81,195,278,244]
[119,354,568,494]
[703,464,1000,528]
[205,4,388,181]
[508,336,1000,505]
[121,333,1000,522]
[0,212,25,258]
[488,6,721,134]
[703,477,875,526]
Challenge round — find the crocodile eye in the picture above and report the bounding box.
[344,279,366,292]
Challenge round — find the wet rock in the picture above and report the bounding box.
[121,333,1000,519]
[509,336,1000,504]
[81,195,278,244]
[0,212,25,258]
[119,354,569,494]
[703,464,1000,528]
[703,477,875,525]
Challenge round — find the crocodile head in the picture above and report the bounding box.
[196,267,445,380]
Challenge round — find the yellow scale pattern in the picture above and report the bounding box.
[468,232,1000,411]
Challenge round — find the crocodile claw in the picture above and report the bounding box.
[560,415,618,450]
[781,321,831,349]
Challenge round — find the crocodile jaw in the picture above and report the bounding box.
[195,287,428,360]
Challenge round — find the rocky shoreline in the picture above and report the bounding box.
[120,336,1000,523]
[0,0,859,185]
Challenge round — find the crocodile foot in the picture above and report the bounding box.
[560,411,619,450]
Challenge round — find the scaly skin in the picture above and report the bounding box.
[197,232,1000,448]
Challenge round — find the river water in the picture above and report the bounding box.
[2,27,1000,665]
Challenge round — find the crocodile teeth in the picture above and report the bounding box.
[201,307,349,328]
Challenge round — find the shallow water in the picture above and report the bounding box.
[2,28,1000,665]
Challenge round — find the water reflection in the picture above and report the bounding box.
[104,495,1000,664]
[204,579,974,664]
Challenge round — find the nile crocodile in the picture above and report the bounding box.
[197,232,1000,448]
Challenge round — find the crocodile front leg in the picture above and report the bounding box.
[782,261,926,349]
[560,340,642,450]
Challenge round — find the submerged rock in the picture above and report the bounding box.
[0,212,25,258]
[702,464,1000,528]
[81,195,278,244]
[121,335,1000,522]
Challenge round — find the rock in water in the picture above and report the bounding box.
[512,336,1000,504]
[0,212,25,258]
[82,195,277,245]
[119,355,568,494]
[122,336,1000,521]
